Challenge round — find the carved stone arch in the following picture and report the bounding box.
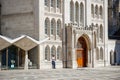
[76,34,91,67]
[81,34,91,50]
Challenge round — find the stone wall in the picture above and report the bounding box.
[1,0,38,40]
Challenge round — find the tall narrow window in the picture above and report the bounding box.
[91,4,94,18]
[51,19,56,35]
[80,3,84,25]
[45,0,48,6]
[95,5,98,18]
[45,46,50,61]
[96,48,99,60]
[57,20,61,36]
[100,47,103,60]
[100,25,103,41]
[51,0,55,7]
[75,2,79,23]
[45,18,49,35]
[45,19,48,34]
[57,46,62,60]
[100,6,103,19]
[70,1,74,22]
[57,0,60,8]
[51,46,56,59]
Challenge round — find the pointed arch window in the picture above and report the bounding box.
[57,0,61,9]
[57,46,62,60]
[91,4,94,18]
[80,3,84,25]
[45,46,50,61]
[45,18,50,35]
[99,6,103,19]
[51,0,55,7]
[95,5,98,18]
[96,48,99,60]
[100,47,103,60]
[100,25,103,42]
[51,19,56,35]
[45,0,49,7]
[70,1,74,22]
[75,2,79,23]
[57,20,61,36]
[51,46,56,59]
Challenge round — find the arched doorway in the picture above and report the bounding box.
[76,36,88,68]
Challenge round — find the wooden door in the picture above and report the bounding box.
[76,49,84,68]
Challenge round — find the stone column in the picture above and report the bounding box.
[6,48,8,69]
[88,50,91,67]
[72,48,77,69]
[17,48,20,68]
[24,51,28,70]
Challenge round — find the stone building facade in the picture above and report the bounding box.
[0,0,119,70]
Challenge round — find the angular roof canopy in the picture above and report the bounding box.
[0,35,12,50]
[13,35,39,51]
[0,35,49,51]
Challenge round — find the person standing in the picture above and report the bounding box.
[51,55,56,69]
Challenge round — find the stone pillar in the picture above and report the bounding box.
[6,48,8,69]
[88,50,92,67]
[24,51,28,70]
[72,49,77,69]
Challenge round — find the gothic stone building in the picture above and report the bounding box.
[0,0,117,70]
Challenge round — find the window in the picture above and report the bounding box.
[96,48,99,60]
[45,0,48,6]
[51,0,55,7]
[100,25,103,41]
[51,46,56,59]
[91,4,94,18]
[57,0,60,8]
[70,1,74,22]
[75,2,79,23]
[45,18,50,35]
[99,6,103,19]
[57,46,62,60]
[100,47,103,60]
[51,20,54,35]
[45,46,50,61]
[95,5,98,18]
[45,18,49,35]
[57,20,61,36]
[80,3,84,25]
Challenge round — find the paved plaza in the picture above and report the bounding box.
[0,66,120,80]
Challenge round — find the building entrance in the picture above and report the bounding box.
[76,37,88,68]
[1,46,25,69]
